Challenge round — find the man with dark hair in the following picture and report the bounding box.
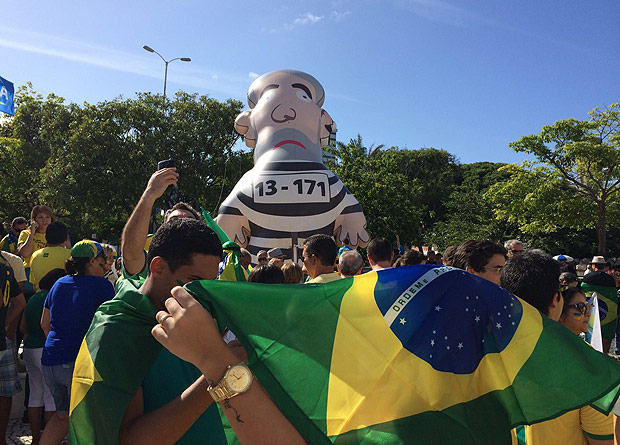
[163,202,200,222]
[338,250,364,277]
[500,250,614,444]
[451,240,507,286]
[117,218,220,442]
[302,234,340,283]
[29,221,70,291]
[442,245,457,266]
[0,217,28,254]
[89,217,302,444]
[500,249,563,319]
[395,250,426,267]
[367,237,393,271]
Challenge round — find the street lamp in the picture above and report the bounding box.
[143,45,191,98]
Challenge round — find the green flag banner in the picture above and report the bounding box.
[202,208,247,282]
[70,266,620,444]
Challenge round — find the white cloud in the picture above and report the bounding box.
[249,72,259,79]
[293,12,324,26]
[330,10,352,21]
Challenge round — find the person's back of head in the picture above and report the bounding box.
[248,263,285,284]
[500,250,561,319]
[338,250,363,277]
[163,202,200,222]
[147,218,222,274]
[442,245,457,266]
[45,221,68,246]
[367,237,392,265]
[451,240,505,272]
[281,262,303,284]
[303,234,337,267]
[39,268,67,291]
[398,249,426,266]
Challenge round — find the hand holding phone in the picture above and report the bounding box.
[157,159,176,170]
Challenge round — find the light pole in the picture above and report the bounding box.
[143,45,191,98]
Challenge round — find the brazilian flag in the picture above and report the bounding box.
[581,282,618,341]
[70,266,620,444]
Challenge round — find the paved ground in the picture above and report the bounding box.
[6,418,32,445]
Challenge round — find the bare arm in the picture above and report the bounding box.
[121,168,178,276]
[5,293,25,329]
[41,307,50,337]
[152,287,305,445]
[119,377,213,445]
[19,312,27,338]
[16,221,37,258]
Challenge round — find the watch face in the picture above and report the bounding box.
[226,365,252,393]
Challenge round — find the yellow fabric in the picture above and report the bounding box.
[18,230,47,268]
[306,272,341,284]
[326,272,542,436]
[29,246,71,291]
[70,339,102,415]
[520,406,613,444]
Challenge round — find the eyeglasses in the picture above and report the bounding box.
[483,265,504,272]
[258,257,268,263]
[565,302,593,316]
[509,249,523,255]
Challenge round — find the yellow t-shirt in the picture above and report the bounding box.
[18,230,47,268]
[306,272,342,284]
[29,246,71,291]
[512,405,613,444]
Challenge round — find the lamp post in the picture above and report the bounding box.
[143,45,191,98]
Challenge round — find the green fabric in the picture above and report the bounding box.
[580,282,618,340]
[142,348,226,445]
[70,269,620,445]
[201,209,246,282]
[23,290,47,349]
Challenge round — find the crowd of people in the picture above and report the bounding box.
[0,166,619,444]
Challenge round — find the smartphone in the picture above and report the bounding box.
[157,159,176,170]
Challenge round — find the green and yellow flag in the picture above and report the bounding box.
[70,266,620,444]
[581,282,618,341]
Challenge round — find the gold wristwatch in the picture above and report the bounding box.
[207,363,253,403]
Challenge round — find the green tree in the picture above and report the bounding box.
[430,162,513,249]
[325,136,423,245]
[501,103,620,255]
[1,87,247,240]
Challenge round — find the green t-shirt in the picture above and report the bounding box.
[142,349,226,445]
[23,290,48,349]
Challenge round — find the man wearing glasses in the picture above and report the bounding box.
[504,239,524,259]
[451,240,507,286]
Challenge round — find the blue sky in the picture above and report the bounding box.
[3,0,619,164]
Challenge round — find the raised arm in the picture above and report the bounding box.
[121,168,178,276]
[16,221,38,258]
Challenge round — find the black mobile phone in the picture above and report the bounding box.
[157,159,176,170]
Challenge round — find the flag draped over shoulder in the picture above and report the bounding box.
[70,266,620,444]
[69,279,162,444]
[582,282,618,341]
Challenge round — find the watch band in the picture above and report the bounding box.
[206,363,252,403]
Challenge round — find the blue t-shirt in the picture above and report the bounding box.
[42,275,114,366]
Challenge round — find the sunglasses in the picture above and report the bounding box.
[565,302,592,316]
[258,257,268,262]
